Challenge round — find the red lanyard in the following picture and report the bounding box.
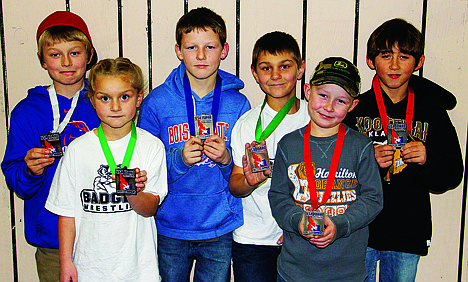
[303,122,345,210]
[373,75,414,135]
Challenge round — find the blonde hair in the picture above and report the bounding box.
[37,26,93,66]
[88,57,146,98]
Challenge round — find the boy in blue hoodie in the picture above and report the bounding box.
[1,11,99,281]
[138,7,250,282]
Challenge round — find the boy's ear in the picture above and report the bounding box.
[304,83,311,101]
[87,49,95,65]
[175,44,184,61]
[414,54,425,71]
[348,98,359,112]
[251,65,260,84]
[38,52,47,70]
[366,57,376,70]
[220,42,229,60]
[297,60,306,80]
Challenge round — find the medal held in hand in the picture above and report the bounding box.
[40,132,63,157]
[387,123,407,147]
[194,113,214,140]
[115,167,136,195]
[246,144,270,172]
[304,210,325,236]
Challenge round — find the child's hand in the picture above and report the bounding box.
[300,213,335,248]
[401,141,426,165]
[374,145,396,168]
[24,148,55,176]
[203,134,231,165]
[242,141,270,186]
[60,259,78,282]
[309,216,335,248]
[182,136,203,165]
[134,168,147,192]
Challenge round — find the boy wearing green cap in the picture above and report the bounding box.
[269,57,383,281]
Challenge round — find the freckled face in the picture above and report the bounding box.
[305,83,358,135]
[41,40,91,91]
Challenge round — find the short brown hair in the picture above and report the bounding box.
[37,26,93,66]
[175,7,227,47]
[88,57,146,98]
[251,31,302,69]
[367,18,424,68]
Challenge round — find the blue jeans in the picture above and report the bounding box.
[157,232,233,282]
[232,241,281,282]
[365,247,420,282]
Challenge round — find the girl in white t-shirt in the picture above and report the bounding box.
[46,58,167,282]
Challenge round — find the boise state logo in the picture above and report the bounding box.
[61,121,90,149]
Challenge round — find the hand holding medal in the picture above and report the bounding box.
[24,147,55,176]
[300,213,336,248]
[242,140,271,187]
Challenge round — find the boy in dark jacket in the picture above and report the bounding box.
[344,18,463,281]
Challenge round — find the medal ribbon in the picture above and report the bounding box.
[183,73,222,137]
[98,122,137,175]
[303,122,345,209]
[373,75,414,135]
[255,95,296,143]
[48,83,83,133]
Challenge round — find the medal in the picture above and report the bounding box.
[247,95,297,172]
[194,113,214,140]
[373,75,414,181]
[40,83,83,157]
[246,144,270,172]
[40,132,63,157]
[184,73,221,138]
[98,122,137,194]
[115,168,137,195]
[303,122,345,236]
[304,210,325,236]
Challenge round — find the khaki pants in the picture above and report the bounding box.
[35,247,60,282]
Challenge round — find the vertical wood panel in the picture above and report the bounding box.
[417,0,468,281]
[305,1,356,85]
[150,0,184,88]
[71,0,119,60]
[121,0,150,92]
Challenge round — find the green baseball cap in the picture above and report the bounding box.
[310,57,361,98]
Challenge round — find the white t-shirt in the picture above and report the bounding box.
[231,99,309,245]
[46,128,167,282]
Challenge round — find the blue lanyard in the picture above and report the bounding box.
[183,73,222,136]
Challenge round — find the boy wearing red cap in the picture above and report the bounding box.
[2,11,99,281]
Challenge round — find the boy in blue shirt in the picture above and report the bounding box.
[138,7,250,282]
[1,11,99,281]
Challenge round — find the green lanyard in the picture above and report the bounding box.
[255,95,297,143]
[98,123,137,175]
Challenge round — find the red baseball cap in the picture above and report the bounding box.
[37,11,97,68]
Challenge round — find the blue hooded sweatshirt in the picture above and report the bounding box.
[138,62,250,240]
[2,81,100,248]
